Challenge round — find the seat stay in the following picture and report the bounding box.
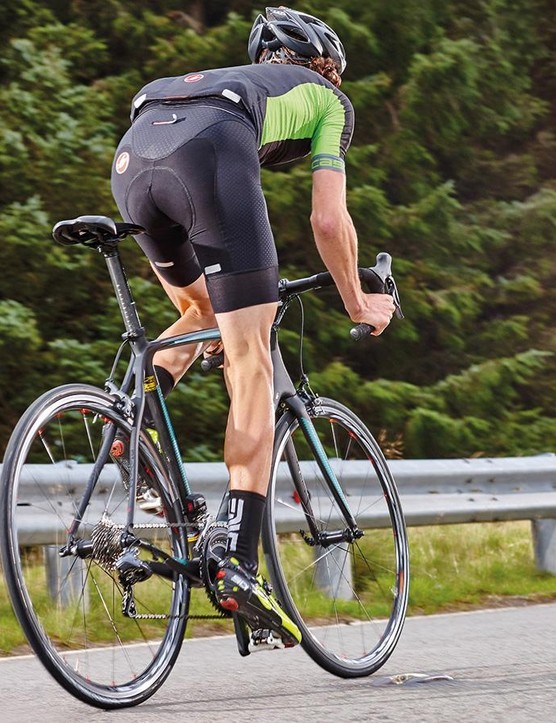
[64,420,118,543]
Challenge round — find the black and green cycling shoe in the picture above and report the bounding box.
[215,556,302,648]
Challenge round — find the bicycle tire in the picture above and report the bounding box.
[263,397,409,678]
[0,384,189,709]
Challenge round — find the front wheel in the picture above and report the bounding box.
[263,397,409,678]
[0,384,189,709]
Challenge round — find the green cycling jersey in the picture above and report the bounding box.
[130,63,354,172]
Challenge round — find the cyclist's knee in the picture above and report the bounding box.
[216,303,276,359]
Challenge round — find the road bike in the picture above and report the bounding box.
[0,215,409,709]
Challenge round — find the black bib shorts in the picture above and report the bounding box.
[111,100,279,314]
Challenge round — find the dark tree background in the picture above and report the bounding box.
[2,0,556,459]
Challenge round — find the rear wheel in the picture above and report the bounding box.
[263,397,409,677]
[0,384,189,709]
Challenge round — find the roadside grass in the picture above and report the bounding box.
[407,520,556,613]
[1,520,555,654]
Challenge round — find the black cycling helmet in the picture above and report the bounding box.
[248,6,346,74]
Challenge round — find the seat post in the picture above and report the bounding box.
[102,246,145,340]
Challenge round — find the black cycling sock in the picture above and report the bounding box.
[226,489,266,574]
[154,365,175,398]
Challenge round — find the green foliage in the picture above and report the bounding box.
[0,30,115,215]
[0,300,42,442]
[146,13,253,78]
[405,408,490,458]
[0,198,53,303]
[403,37,483,151]
[1,1,556,460]
[168,371,229,461]
[404,350,553,456]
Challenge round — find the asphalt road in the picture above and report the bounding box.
[1,603,555,722]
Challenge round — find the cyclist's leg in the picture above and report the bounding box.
[155,118,296,640]
[216,303,276,496]
[151,271,217,384]
[210,302,302,643]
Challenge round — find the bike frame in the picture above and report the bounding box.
[70,242,360,557]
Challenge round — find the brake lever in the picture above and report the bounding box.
[385,276,404,319]
[350,256,404,340]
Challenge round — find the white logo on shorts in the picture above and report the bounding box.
[115,151,130,174]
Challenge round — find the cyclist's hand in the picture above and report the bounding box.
[352,293,396,336]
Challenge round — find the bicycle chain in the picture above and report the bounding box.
[123,610,226,621]
[123,521,192,529]
[99,520,193,531]
[122,589,227,621]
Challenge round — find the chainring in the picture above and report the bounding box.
[197,521,231,617]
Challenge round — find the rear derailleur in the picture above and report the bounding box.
[116,548,153,618]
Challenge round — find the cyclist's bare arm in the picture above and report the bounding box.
[310,169,395,335]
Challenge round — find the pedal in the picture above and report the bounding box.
[233,613,251,657]
[116,549,153,585]
[248,628,287,653]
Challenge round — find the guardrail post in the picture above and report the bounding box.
[531,520,556,574]
[45,547,89,610]
[315,544,353,600]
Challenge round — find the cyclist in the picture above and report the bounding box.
[111,6,395,644]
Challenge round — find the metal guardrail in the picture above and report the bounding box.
[2,455,556,572]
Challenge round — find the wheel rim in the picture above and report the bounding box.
[266,403,409,672]
[3,389,188,701]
